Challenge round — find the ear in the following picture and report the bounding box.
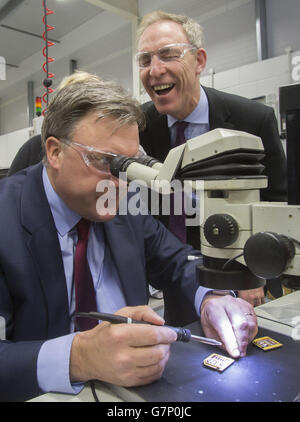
[45,137,64,169]
[195,48,207,75]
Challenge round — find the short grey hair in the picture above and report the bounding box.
[41,71,145,158]
[136,10,204,49]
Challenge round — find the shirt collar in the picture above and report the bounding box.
[167,85,209,127]
[42,166,81,236]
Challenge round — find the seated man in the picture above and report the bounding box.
[0,72,257,402]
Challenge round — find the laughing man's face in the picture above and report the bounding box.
[138,20,206,120]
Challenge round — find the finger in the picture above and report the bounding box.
[215,313,241,358]
[227,301,258,356]
[117,345,171,387]
[244,312,258,342]
[202,302,240,358]
[131,343,171,367]
[136,349,170,383]
[127,360,167,387]
[252,296,263,307]
[228,312,250,357]
[115,324,177,348]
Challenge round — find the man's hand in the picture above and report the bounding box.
[70,305,177,387]
[237,287,265,307]
[200,294,258,358]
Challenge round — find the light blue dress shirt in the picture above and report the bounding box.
[168,86,210,144]
[37,167,127,394]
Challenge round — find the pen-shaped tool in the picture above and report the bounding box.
[74,311,222,346]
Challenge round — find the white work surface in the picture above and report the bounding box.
[29,291,300,402]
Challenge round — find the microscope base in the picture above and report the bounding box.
[196,263,265,291]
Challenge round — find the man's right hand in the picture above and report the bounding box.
[70,305,177,387]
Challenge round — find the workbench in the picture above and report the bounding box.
[29,291,300,402]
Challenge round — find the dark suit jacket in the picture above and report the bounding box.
[0,163,201,401]
[139,86,287,203]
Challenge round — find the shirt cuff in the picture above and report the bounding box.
[194,287,236,316]
[194,286,213,316]
[37,332,84,395]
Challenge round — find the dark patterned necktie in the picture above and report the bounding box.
[168,121,188,243]
[74,218,98,331]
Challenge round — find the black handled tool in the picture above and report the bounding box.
[74,311,222,346]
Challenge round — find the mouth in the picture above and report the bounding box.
[152,83,175,96]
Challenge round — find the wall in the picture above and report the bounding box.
[0,127,33,168]
[201,49,300,121]
[1,0,300,138]
[266,0,300,58]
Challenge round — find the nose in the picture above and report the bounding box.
[149,54,167,77]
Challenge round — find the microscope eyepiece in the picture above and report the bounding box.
[110,154,161,178]
[110,155,136,177]
[135,155,160,168]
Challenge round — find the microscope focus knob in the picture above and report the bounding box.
[203,214,239,248]
[244,232,295,279]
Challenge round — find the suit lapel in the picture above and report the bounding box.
[103,216,148,307]
[148,107,172,161]
[203,86,235,131]
[21,164,70,337]
[155,113,172,160]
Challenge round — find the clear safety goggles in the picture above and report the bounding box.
[135,43,197,69]
[68,141,117,174]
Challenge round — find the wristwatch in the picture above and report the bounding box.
[209,289,236,297]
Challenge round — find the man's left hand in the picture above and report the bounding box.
[200,294,258,358]
[237,287,265,307]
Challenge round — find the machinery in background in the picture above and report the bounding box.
[279,83,300,206]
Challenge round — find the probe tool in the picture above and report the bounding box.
[74,311,222,346]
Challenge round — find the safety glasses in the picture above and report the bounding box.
[135,43,197,69]
[68,141,117,174]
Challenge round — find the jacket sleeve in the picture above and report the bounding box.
[0,340,43,402]
[0,268,43,402]
[142,214,203,326]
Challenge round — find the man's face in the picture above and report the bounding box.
[138,20,206,120]
[46,112,139,222]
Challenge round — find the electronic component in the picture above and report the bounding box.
[203,353,235,372]
[252,336,283,351]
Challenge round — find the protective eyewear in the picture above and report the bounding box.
[68,141,117,174]
[135,43,197,69]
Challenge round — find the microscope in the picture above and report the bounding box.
[110,84,300,292]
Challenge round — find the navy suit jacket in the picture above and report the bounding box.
[0,163,201,401]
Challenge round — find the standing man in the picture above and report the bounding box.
[0,72,257,401]
[136,10,287,306]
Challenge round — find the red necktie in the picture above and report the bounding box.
[168,121,188,243]
[74,218,98,331]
